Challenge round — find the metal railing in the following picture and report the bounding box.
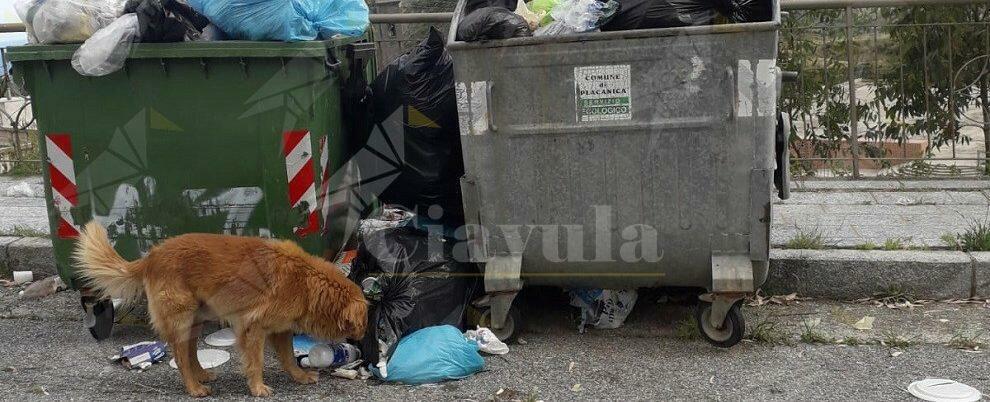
[781,1,990,179]
[2,0,990,180]
[0,45,38,175]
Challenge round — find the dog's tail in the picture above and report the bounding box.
[74,221,145,304]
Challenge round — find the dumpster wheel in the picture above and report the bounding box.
[696,301,744,348]
[476,305,522,344]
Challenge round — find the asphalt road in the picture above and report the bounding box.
[1,286,988,401]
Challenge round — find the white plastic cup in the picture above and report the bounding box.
[12,271,33,284]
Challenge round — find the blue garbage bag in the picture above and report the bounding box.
[188,0,369,41]
[372,325,484,384]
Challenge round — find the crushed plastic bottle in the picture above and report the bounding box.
[300,343,361,368]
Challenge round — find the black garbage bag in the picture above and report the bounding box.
[464,0,519,14]
[457,7,533,41]
[340,46,374,163]
[370,27,465,226]
[124,0,209,42]
[350,226,478,365]
[717,0,773,23]
[602,0,771,31]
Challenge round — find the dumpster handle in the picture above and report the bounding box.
[486,82,497,132]
[728,66,736,120]
[325,49,342,74]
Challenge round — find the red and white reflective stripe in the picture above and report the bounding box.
[282,130,319,237]
[46,133,80,239]
[317,135,331,233]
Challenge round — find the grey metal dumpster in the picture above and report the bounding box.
[447,0,783,346]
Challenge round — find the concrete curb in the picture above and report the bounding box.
[767,249,990,300]
[1,236,56,279]
[1,237,988,300]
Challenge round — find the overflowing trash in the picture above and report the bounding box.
[350,226,478,374]
[371,28,466,226]
[602,0,772,31]
[456,6,533,41]
[14,0,123,44]
[535,0,618,36]
[464,326,510,355]
[371,325,484,384]
[70,0,211,75]
[188,0,369,41]
[71,13,140,76]
[456,0,773,39]
[19,275,67,300]
[124,0,209,42]
[569,288,637,332]
[111,341,167,371]
[19,0,371,77]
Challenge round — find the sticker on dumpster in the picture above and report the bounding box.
[574,65,632,122]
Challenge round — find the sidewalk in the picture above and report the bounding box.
[2,176,989,299]
[3,285,989,400]
[774,179,990,249]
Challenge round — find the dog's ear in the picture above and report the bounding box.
[339,298,368,340]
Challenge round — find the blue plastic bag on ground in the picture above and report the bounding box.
[372,325,484,384]
[188,0,369,41]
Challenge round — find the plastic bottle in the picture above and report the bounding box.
[300,343,361,368]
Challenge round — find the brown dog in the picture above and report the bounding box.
[74,221,367,397]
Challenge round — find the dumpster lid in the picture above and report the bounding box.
[5,37,364,62]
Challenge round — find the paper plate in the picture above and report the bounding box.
[169,349,231,370]
[204,328,236,347]
[908,379,982,402]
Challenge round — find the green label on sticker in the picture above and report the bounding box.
[574,65,632,122]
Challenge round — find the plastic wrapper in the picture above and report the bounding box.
[14,0,125,44]
[514,0,540,30]
[357,206,415,239]
[456,7,533,42]
[350,227,478,366]
[71,13,140,77]
[527,0,560,26]
[569,288,638,332]
[187,0,369,41]
[543,0,618,34]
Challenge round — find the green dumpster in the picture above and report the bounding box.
[7,38,374,291]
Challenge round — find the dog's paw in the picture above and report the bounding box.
[186,384,212,398]
[196,370,218,383]
[250,383,273,397]
[291,370,319,384]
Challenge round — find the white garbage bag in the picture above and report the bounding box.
[71,13,140,77]
[14,0,125,44]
